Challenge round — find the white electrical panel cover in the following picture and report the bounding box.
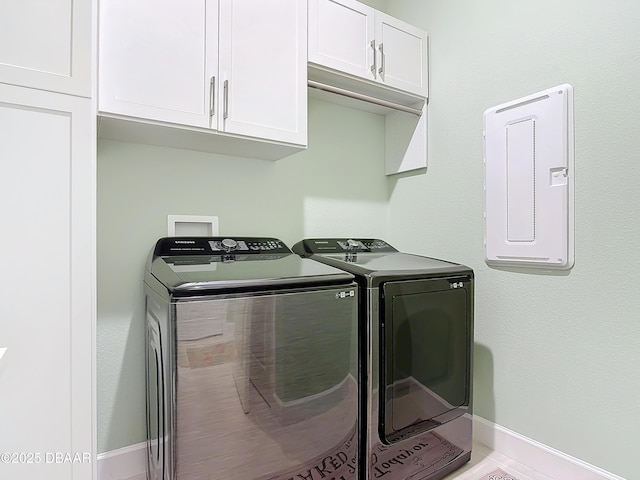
[483,84,574,269]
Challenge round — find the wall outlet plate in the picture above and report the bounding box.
[167,215,219,236]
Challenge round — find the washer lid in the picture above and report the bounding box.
[319,252,467,279]
[293,238,472,282]
[147,237,354,294]
[323,251,461,273]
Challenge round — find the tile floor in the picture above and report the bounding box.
[123,443,554,480]
[440,443,554,480]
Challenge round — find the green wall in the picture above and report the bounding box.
[96,98,390,453]
[385,1,640,478]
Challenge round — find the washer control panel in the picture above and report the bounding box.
[296,238,397,254]
[154,237,290,256]
[209,238,286,252]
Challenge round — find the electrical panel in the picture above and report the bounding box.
[483,84,574,269]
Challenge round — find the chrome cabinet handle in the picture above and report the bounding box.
[209,76,216,117]
[378,43,385,76]
[223,80,229,120]
[370,40,376,78]
[0,347,7,372]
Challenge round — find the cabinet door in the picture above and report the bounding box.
[218,0,307,145]
[99,0,218,129]
[375,11,428,98]
[308,0,375,82]
[0,0,91,97]
[0,84,94,480]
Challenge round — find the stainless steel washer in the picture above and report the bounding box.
[293,238,474,480]
[144,236,359,480]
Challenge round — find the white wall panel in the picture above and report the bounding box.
[484,84,574,269]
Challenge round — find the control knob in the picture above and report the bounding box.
[221,238,238,253]
[346,239,360,251]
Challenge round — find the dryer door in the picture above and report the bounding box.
[379,276,473,444]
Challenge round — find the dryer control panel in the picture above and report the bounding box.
[154,236,290,256]
[295,238,398,254]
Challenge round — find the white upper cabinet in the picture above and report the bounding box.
[308,0,428,99]
[99,0,307,157]
[99,0,217,128]
[0,0,92,97]
[308,0,375,80]
[374,10,428,98]
[218,0,307,145]
[307,0,429,176]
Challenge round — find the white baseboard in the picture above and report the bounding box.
[97,442,146,480]
[473,416,624,480]
[98,419,624,480]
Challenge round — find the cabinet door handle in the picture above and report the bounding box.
[209,76,216,118]
[223,80,229,120]
[370,40,377,78]
[378,43,385,77]
[0,347,7,372]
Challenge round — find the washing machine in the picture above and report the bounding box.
[144,236,360,480]
[293,238,474,480]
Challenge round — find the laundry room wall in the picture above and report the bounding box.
[384,1,640,478]
[96,98,390,453]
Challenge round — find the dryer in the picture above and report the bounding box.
[144,236,360,480]
[293,238,474,480]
